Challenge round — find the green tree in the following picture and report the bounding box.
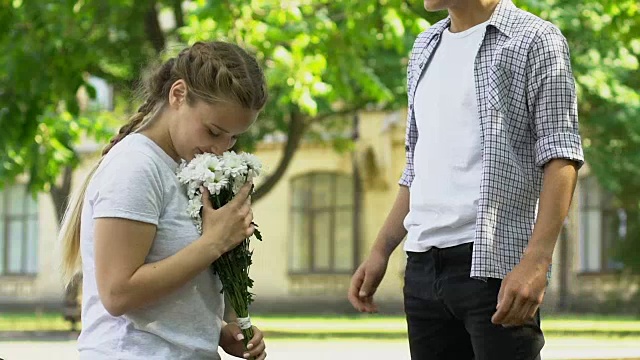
[0,0,178,327]
[181,0,441,201]
[0,0,436,207]
[0,0,165,221]
[1,0,639,271]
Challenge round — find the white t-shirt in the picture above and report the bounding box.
[78,133,224,360]
[404,21,489,252]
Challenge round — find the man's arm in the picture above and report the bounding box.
[349,36,418,313]
[371,185,410,257]
[492,25,584,326]
[492,159,578,326]
[525,159,578,262]
[348,185,409,313]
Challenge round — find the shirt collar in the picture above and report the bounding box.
[486,0,518,37]
[424,0,518,41]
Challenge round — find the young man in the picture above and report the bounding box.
[348,0,584,359]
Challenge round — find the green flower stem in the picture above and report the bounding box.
[210,189,257,359]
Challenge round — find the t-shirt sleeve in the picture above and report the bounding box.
[91,150,164,225]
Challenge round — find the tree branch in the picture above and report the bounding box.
[313,104,369,124]
[85,64,126,87]
[145,1,165,53]
[252,110,307,203]
[251,105,366,203]
[50,165,73,224]
[173,0,185,30]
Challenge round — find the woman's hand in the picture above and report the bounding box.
[219,323,266,359]
[200,181,254,257]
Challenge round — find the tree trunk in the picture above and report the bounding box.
[173,0,185,31]
[50,166,73,224]
[251,111,306,203]
[251,106,365,203]
[351,114,363,268]
[557,220,569,311]
[51,166,82,332]
[145,1,165,53]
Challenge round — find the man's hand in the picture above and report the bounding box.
[491,159,578,326]
[348,251,389,313]
[491,251,550,326]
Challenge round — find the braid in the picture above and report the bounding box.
[100,54,178,157]
[211,51,265,110]
[101,101,154,156]
[227,43,268,109]
[215,65,235,92]
[175,41,267,110]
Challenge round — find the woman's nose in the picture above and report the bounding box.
[209,138,233,155]
[208,145,223,155]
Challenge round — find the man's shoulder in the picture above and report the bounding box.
[507,6,566,44]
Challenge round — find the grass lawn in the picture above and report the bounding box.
[2,312,640,339]
[256,314,640,339]
[0,312,70,331]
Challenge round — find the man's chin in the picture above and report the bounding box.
[424,0,449,12]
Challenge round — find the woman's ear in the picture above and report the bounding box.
[168,79,188,108]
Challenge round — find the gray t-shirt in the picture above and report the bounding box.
[77,133,224,360]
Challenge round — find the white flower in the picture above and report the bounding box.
[177,165,198,184]
[186,197,204,232]
[186,197,203,218]
[191,155,222,182]
[231,175,246,195]
[205,176,229,196]
[176,151,264,234]
[200,155,224,175]
[187,181,200,199]
[176,161,195,184]
[194,219,203,234]
[241,152,262,178]
[222,151,248,178]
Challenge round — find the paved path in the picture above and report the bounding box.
[1,338,639,360]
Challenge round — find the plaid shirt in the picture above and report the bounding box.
[399,0,584,279]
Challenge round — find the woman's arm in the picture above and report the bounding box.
[94,217,221,316]
[94,182,254,317]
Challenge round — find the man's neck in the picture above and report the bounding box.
[448,0,500,33]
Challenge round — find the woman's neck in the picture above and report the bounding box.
[139,114,180,162]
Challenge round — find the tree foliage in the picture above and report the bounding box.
[0,0,639,268]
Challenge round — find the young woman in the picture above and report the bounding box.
[59,41,268,360]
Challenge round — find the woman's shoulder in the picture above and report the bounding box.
[100,146,160,178]
[101,134,175,177]
[88,138,170,195]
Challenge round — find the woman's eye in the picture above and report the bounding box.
[209,130,220,137]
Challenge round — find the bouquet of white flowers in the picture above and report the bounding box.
[177,151,263,353]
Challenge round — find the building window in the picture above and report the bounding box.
[88,76,114,111]
[289,172,356,274]
[0,184,39,275]
[578,176,625,273]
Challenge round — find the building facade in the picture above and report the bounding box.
[0,109,637,314]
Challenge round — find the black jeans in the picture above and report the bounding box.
[403,243,545,360]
